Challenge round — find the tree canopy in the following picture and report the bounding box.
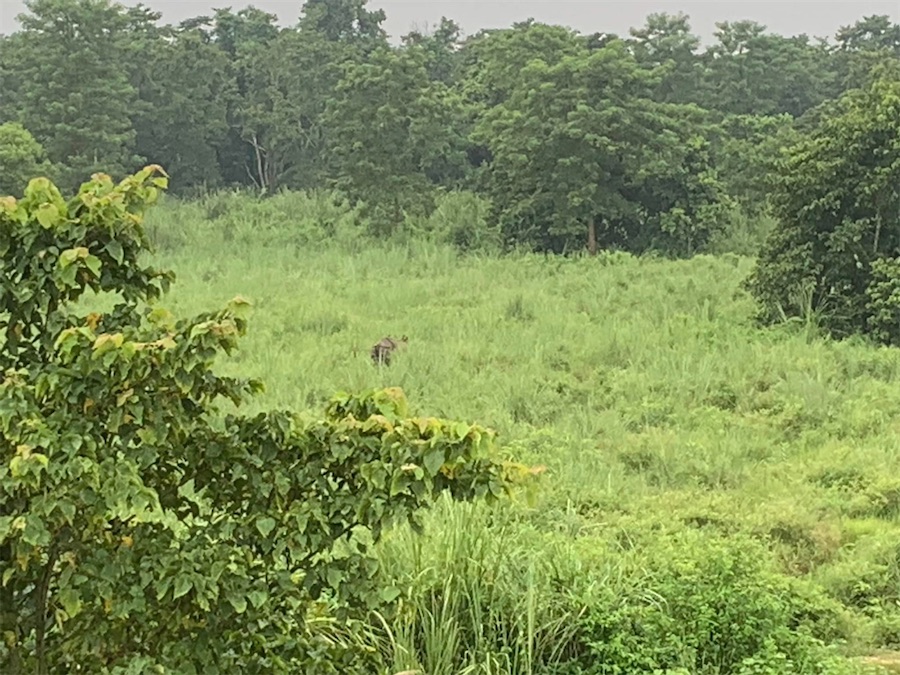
[0,0,898,256]
[746,71,900,343]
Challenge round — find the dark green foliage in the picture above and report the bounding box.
[565,534,849,675]
[324,44,469,234]
[834,15,900,90]
[1,0,898,255]
[130,24,235,193]
[299,0,387,46]
[238,27,357,193]
[627,12,702,105]
[476,39,731,255]
[457,21,584,109]
[624,121,735,256]
[711,114,798,218]
[699,21,837,118]
[865,257,900,345]
[6,0,145,191]
[210,7,282,191]
[746,73,900,341]
[402,17,465,85]
[0,123,52,198]
[0,167,519,673]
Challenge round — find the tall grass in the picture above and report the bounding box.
[371,498,588,675]
[139,191,900,673]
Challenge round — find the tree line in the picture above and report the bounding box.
[0,0,899,256]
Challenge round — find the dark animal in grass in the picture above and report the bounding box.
[371,335,408,366]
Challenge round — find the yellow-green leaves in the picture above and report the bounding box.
[56,246,102,289]
[147,306,177,330]
[58,588,83,619]
[226,294,253,319]
[0,166,525,673]
[8,443,49,481]
[0,195,23,223]
[92,332,125,352]
[34,202,62,228]
[58,246,92,268]
[255,516,276,538]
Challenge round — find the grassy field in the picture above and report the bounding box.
[141,192,900,674]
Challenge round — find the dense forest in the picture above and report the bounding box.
[5,1,900,673]
[1,0,898,258]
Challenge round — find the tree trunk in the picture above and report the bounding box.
[247,133,278,194]
[587,217,598,256]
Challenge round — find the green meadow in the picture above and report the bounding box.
[141,191,900,674]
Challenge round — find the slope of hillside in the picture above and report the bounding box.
[142,195,900,673]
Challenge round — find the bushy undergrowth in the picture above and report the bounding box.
[147,188,504,257]
[134,192,900,673]
[372,499,859,675]
[147,186,775,260]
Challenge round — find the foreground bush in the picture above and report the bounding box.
[568,532,853,675]
[0,167,522,673]
[369,502,864,675]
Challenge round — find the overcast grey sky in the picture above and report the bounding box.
[2,0,899,42]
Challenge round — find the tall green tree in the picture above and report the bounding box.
[129,23,236,193]
[457,21,584,184]
[746,71,900,341]
[402,17,464,84]
[237,27,354,193]
[324,45,469,232]
[5,0,143,190]
[231,1,389,193]
[832,15,900,91]
[699,21,836,117]
[299,0,387,47]
[0,35,24,124]
[628,12,702,104]
[477,39,728,255]
[209,5,280,58]
[205,7,281,189]
[458,21,583,109]
[0,123,51,197]
[836,14,900,53]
